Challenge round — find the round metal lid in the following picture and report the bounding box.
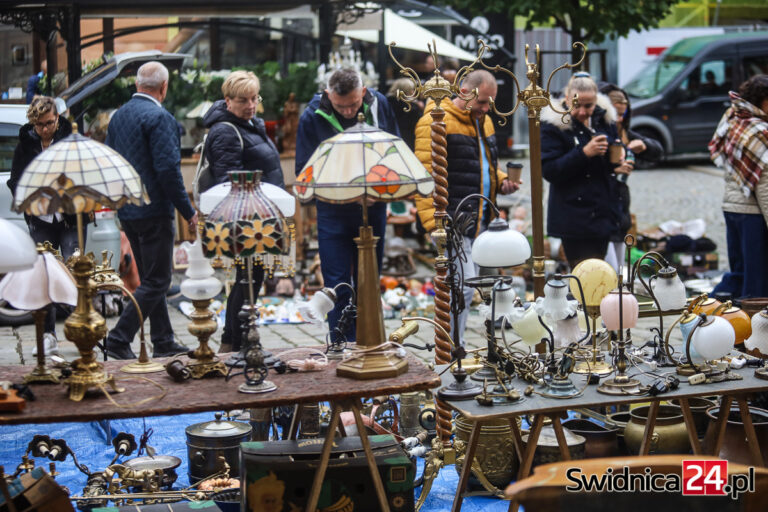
[185,412,252,438]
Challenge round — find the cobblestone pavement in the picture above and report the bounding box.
[0,161,725,368]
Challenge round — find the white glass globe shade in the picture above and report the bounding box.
[180,276,223,301]
[0,219,37,273]
[691,316,735,361]
[471,218,531,268]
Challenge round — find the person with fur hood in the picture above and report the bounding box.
[540,72,632,269]
[708,74,768,298]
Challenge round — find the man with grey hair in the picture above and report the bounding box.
[295,68,399,342]
[104,61,197,360]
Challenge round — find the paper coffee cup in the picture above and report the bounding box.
[506,162,523,184]
[609,142,623,165]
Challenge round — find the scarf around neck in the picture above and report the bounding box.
[709,91,768,197]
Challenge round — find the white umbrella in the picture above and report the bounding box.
[337,8,477,62]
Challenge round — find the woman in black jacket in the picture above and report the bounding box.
[8,96,76,356]
[540,73,632,268]
[201,70,285,354]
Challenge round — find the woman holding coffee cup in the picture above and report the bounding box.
[540,72,628,269]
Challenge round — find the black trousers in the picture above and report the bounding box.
[221,262,265,351]
[107,217,175,345]
[27,215,82,334]
[560,237,609,270]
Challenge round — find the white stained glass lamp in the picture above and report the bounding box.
[11,126,148,401]
[295,118,434,380]
[471,217,531,268]
[0,219,37,273]
[651,266,687,311]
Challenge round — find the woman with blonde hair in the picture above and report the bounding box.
[8,96,77,356]
[202,70,285,354]
[540,73,631,268]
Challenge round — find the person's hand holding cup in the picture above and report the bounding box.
[583,134,608,158]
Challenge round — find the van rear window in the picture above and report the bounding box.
[625,55,691,99]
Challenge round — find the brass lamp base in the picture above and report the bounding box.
[188,359,228,379]
[572,358,613,376]
[65,362,124,402]
[676,363,712,377]
[336,351,409,380]
[121,360,165,374]
[23,366,61,385]
[597,376,642,395]
[756,367,768,381]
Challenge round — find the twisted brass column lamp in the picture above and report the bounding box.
[389,39,482,448]
[12,125,148,401]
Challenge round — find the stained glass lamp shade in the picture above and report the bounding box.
[11,127,148,401]
[295,118,434,380]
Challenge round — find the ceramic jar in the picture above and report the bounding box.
[624,405,690,455]
[703,405,768,466]
[454,415,518,488]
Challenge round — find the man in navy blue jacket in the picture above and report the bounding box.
[104,61,197,360]
[295,69,399,342]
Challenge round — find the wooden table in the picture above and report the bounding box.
[0,352,441,512]
[439,364,768,512]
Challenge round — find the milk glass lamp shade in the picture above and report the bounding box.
[691,315,735,361]
[0,252,77,310]
[471,217,531,268]
[651,267,687,311]
[296,288,337,326]
[600,287,640,330]
[508,303,549,347]
[0,219,37,273]
[202,171,293,272]
[12,132,147,215]
[535,277,578,322]
[570,258,618,308]
[294,121,434,203]
[745,310,768,354]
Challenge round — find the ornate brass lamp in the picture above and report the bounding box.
[12,126,148,401]
[0,244,77,384]
[295,115,434,379]
[202,170,295,393]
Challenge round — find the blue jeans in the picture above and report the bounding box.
[107,217,175,345]
[27,215,83,334]
[713,211,768,299]
[316,201,387,342]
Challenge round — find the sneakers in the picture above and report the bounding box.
[153,340,189,358]
[32,332,60,357]
[105,340,137,360]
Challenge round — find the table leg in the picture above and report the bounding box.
[736,397,763,467]
[350,399,391,512]
[509,416,525,463]
[678,398,702,455]
[550,415,571,461]
[452,419,483,512]
[712,395,733,457]
[639,401,660,455]
[289,403,304,440]
[305,402,342,512]
[518,414,545,480]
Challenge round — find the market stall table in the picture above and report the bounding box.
[0,351,441,512]
[438,362,768,512]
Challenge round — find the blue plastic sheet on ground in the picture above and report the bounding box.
[0,413,513,511]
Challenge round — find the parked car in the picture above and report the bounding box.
[0,51,188,325]
[624,31,768,163]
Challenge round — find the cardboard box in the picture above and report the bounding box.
[0,467,73,512]
[241,435,415,512]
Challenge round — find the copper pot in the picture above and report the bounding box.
[605,411,632,455]
[668,397,717,438]
[703,405,768,466]
[561,418,618,458]
[624,405,690,455]
[521,425,585,469]
[454,415,518,488]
